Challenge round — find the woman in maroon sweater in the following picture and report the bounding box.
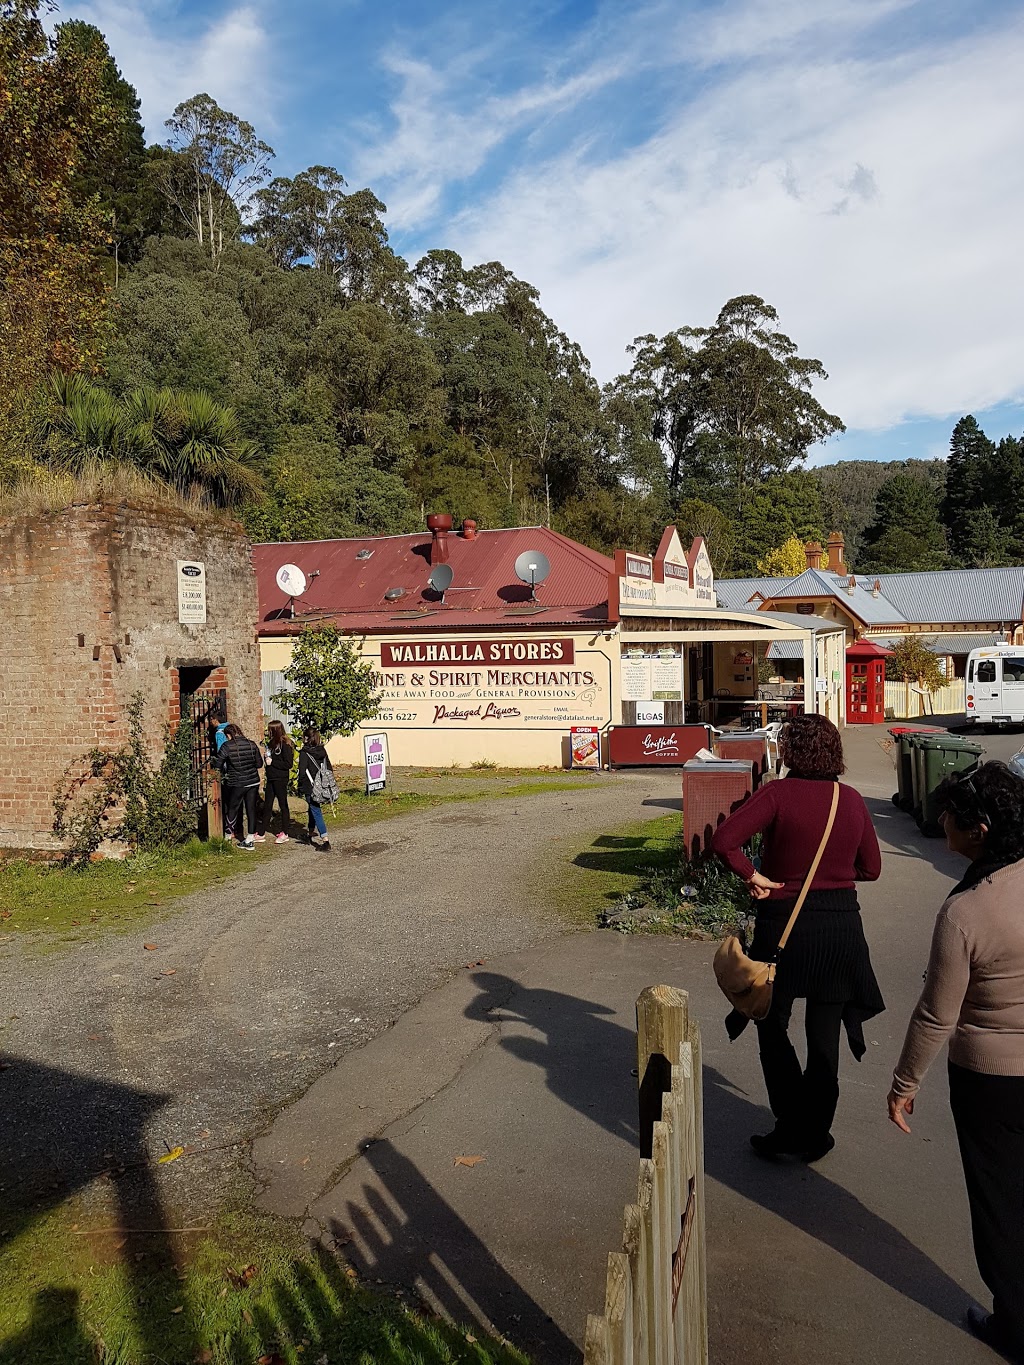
[712,714,883,1161]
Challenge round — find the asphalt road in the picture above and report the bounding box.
[253,721,1024,1365]
[3,720,1020,1364]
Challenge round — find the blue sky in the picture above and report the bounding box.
[58,0,1024,464]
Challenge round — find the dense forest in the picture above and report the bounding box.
[2,3,1023,577]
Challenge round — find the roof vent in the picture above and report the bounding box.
[846,575,857,596]
[384,587,405,601]
[356,549,374,560]
[872,579,881,598]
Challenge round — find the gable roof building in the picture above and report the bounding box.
[715,542,1024,671]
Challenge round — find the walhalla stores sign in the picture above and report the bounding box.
[370,636,611,731]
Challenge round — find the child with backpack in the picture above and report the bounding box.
[297,728,337,851]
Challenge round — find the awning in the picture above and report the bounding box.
[766,640,807,660]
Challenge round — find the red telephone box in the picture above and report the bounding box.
[845,640,891,724]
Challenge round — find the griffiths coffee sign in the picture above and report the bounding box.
[381,637,575,667]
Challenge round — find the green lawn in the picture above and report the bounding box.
[0,1204,527,1365]
[550,813,749,936]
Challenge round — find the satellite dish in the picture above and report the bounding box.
[428,563,454,600]
[514,550,550,600]
[276,563,307,598]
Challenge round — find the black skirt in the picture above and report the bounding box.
[727,888,885,1058]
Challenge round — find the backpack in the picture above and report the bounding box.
[310,756,339,806]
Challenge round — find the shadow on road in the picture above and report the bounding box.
[864,795,963,877]
[0,1054,194,1363]
[702,1064,971,1326]
[466,971,638,1145]
[339,1140,576,1363]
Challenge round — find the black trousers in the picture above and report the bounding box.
[755,992,844,1143]
[259,776,290,835]
[949,1062,1024,1354]
[225,784,257,841]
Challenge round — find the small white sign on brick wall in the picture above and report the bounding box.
[177,560,207,624]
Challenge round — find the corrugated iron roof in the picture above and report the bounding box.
[872,631,1007,654]
[253,526,614,635]
[717,564,1024,629]
[873,567,1024,624]
[766,640,805,659]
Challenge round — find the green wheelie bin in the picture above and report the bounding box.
[913,734,985,836]
[889,725,946,811]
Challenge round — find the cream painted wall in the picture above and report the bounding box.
[260,629,620,769]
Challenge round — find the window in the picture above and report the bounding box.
[977,661,997,683]
[1002,658,1024,683]
[967,660,974,682]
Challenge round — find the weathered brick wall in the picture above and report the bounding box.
[0,500,261,850]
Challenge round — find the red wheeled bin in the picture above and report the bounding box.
[682,758,754,861]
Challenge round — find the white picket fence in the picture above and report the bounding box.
[884,679,965,718]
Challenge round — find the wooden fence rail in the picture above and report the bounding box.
[584,985,707,1365]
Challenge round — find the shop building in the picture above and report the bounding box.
[254,518,845,769]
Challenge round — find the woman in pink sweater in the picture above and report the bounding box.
[889,761,1024,1362]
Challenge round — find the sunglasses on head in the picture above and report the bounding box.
[955,771,990,829]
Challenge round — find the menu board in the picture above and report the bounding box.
[620,652,652,702]
[651,650,683,701]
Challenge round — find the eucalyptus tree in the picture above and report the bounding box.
[613,295,844,514]
[159,93,274,265]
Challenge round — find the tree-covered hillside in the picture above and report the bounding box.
[3,2,1022,575]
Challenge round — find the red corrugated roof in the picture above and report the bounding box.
[252,525,613,635]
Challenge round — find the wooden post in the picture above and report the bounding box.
[207,773,224,840]
[637,986,688,1158]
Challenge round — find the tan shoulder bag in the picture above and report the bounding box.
[713,782,840,1021]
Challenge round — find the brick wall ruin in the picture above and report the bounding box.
[0,500,262,849]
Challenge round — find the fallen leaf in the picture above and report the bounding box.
[466,1334,477,1344]
[160,969,177,977]
[171,1305,183,1314]
[143,943,157,951]
[71,919,80,926]
[88,1034,102,1041]
[218,1286,228,1299]
[197,1129,210,1140]
[195,1352,214,1364]
[453,1154,485,1168]
[345,1267,358,1279]
[158,1146,185,1165]
[242,1309,253,1326]
[227,1264,258,1289]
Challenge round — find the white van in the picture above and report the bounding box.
[965,644,1024,727]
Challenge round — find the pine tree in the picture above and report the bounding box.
[860,473,948,572]
[944,416,993,564]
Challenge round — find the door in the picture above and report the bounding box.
[846,661,870,722]
[974,658,999,717]
[1000,655,1024,720]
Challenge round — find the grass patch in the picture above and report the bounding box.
[405,767,567,781]
[0,839,241,940]
[555,814,750,938]
[0,1204,527,1365]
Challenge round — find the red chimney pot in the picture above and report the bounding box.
[461,519,478,541]
[427,513,452,564]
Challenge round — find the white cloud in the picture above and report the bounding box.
[370,1,1024,436]
[54,1,273,139]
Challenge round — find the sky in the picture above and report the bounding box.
[55,0,1024,465]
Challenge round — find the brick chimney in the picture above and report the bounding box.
[826,531,846,575]
[804,540,824,570]
[426,513,452,564]
[461,518,478,541]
